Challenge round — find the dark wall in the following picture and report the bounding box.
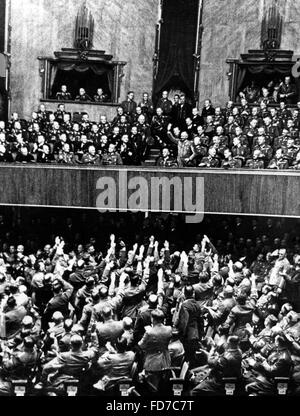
[0,0,5,53]
[0,165,298,218]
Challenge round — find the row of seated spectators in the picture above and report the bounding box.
[0,213,300,395]
[2,89,300,168]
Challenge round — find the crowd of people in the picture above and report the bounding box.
[1,78,300,169]
[239,77,298,106]
[0,211,300,396]
[55,86,110,103]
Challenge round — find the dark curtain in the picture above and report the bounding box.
[51,66,112,100]
[154,0,198,100]
[236,64,297,100]
[236,67,247,93]
[0,0,5,52]
[57,62,111,75]
[247,64,292,74]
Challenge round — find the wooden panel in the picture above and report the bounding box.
[0,165,299,217]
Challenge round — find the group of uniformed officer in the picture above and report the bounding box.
[1,84,300,168]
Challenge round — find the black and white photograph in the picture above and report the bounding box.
[0,0,299,406]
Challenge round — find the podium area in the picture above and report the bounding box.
[0,164,298,218]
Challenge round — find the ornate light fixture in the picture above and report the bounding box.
[261,2,283,50]
[74,3,94,52]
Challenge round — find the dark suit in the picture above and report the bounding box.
[156,98,173,116]
[177,298,203,364]
[121,100,137,115]
[278,83,297,105]
[177,103,193,127]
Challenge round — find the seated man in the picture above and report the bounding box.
[41,335,97,392]
[94,88,108,103]
[1,336,39,381]
[80,145,101,165]
[156,147,178,167]
[15,146,35,164]
[56,143,74,164]
[245,149,265,169]
[189,136,207,166]
[56,85,72,101]
[4,296,27,339]
[199,147,220,168]
[191,336,243,396]
[75,88,92,102]
[278,76,297,105]
[245,335,293,395]
[0,144,14,163]
[267,149,289,170]
[94,337,135,392]
[221,148,242,169]
[100,143,123,166]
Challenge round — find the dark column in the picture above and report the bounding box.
[0,0,7,122]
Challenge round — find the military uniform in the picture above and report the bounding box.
[192,347,243,396]
[253,144,273,163]
[201,105,215,121]
[4,305,27,339]
[151,115,168,140]
[118,143,135,165]
[121,99,137,116]
[267,157,289,170]
[243,85,260,103]
[199,155,220,168]
[138,323,172,372]
[283,145,299,161]
[42,347,97,388]
[246,347,293,395]
[156,98,173,116]
[100,151,123,166]
[156,155,178,167]
[75,93,92,102]
[56,91,72,101]
[176,297,203,364]
[221,157,242,169]
[139,99,154,117]
[95,318,124,353]
[94,93,108,102]
[278,83,297,105]
[81,153,101,165]
[231,144,250,161]
[96,350,135,389]
[98,122,111,136]
[273,135,289,150]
